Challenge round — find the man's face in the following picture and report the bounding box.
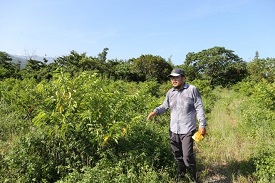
[170,76,185,89]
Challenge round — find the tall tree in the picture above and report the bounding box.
[54,50,86,73]
[247,57,275,83]
[19,58,48,80]
[131,54,173,83]
[184,46,247,86]
[254,51,260,60]
[0,51,20,79]
[98,48,109,63]
[111,60,139,81]
[54,49,108,76]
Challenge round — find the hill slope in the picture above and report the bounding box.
[9,54,55,69]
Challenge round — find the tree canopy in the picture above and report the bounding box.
[247,56,275,83]
[130,54,173,83]
[0,51,20,79]
[2,47,274,85]
[184,46,247,86]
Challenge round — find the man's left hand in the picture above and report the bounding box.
[198,127,206,136]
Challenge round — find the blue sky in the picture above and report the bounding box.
[1,0,274,65]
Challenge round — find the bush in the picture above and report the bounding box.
[234,80,275,182]
[2,70,175,182]
[253,146,275,182]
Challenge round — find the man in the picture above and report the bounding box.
[147,68,206,182]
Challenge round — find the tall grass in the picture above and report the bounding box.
[197,88,256,182]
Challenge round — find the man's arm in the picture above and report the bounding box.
[147,91,170,120]
[193,87,207,135]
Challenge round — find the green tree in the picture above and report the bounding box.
[25,59,46,71]
[254,50,260,60]
[54,49,109,76]
[104,59,130,80]
[131,54,173,83]
[19,58,48,80]
[98,47,109,63]
[54,50,87,74]
[184,46,247,86]
[112,60,139,81]
[178,64,199,81]
[0,51,20,79]
[247,56,275,83]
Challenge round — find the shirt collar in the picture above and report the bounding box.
[172,83,189,91]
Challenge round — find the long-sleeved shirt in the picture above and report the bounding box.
[153,83,206,134]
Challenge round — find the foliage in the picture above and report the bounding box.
[3,47,274,87]
[253,146,275,182]
[189,79,218,114]
[247,57,275,83]
[19,59,50,81]
[233,80,275,182]
[177,63,199,81]
[0,51,20,79]
[0,70,174,182]
[57,164,171,183]
[231,79,257,96]
[184,46,247,87]
[54,50,94,75]
[106,59,139,81]
[130,54,173,83]
[56,120,174,183]
[1,45,275,182]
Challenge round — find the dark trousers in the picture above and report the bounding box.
[169,130,196,174]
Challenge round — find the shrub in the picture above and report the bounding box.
[253,146,275,182]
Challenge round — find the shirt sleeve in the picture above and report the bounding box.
[193,87,207,128]
[153,91,170,115]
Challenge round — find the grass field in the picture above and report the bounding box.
[196,88,256,183]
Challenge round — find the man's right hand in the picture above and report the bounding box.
[147,111,157,120]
